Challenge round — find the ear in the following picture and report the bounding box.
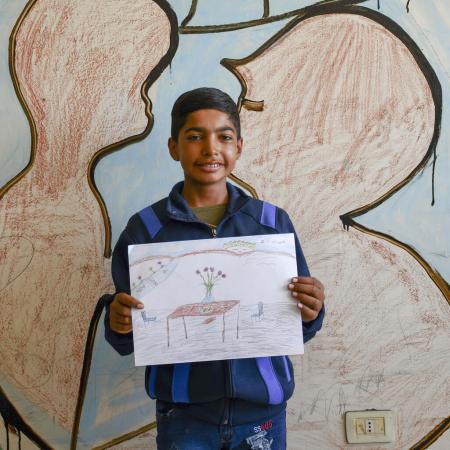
[236,137,243,159]
[168,137,179,161]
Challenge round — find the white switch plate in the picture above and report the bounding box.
[345,410,394,444]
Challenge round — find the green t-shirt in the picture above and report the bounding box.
[192,204,227,228]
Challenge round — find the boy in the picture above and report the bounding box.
[105,87,325,449]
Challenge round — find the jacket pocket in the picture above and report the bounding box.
[145,365,158,399]
[281,356,292,382]
[256,357,284,405]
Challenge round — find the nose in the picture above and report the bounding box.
[202,135,218,156]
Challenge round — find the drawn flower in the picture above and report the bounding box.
[195,267,227,302]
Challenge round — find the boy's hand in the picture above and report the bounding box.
[109,292,144,334]
[288,276,325,322]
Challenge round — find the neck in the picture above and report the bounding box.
[182,181,228,207]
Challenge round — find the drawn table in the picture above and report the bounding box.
[166,300,240,347]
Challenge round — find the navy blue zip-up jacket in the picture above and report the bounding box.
[104,181,324,425]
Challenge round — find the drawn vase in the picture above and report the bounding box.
[201,290,213,303]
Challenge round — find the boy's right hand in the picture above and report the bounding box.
[109,293,144,334]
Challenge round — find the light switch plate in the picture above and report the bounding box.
[345,410,394,444]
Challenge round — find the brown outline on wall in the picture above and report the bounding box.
[1,0,37,203]
[221,5,449,449]
[2,0,448,449]
[72,1,179,446]
[242,99,265,111]
[1,0,179,448]
[179,0,368,34]
[71,296,156,450]
[180,0,198,28]
[87,0,179,258]
[263,0,270,19]
[92,423,157,450]
[4,0,179,259]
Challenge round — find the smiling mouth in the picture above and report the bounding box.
[198,162,223,169]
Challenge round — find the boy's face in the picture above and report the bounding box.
[168,109,243,191]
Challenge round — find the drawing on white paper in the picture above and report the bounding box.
[131,257,178,296]
[128,234,303,366]
[166,299,240,348]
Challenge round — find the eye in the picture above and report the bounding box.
[186,134,201,141]
[221,134,233,141]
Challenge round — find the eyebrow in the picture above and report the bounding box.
[184,126,236,134]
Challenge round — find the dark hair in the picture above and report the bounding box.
[171,87,241,140]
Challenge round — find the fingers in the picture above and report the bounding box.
[110,292,144,334]
[290,291,322,311]
[298,303,319,322]
[115,292,144,309]
[288,276,325,322]
[289,277,325,301]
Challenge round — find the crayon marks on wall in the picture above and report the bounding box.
[0,0,174,445]
[224,10,450,449]
[1,0,449,449]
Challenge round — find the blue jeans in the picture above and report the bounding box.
[155,402,286,450]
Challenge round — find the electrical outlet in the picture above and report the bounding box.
[345,410,394,444]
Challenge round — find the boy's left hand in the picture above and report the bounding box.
[288,276,325,322]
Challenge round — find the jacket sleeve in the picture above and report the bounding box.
[277,208,325,343]
[104,227,135,355]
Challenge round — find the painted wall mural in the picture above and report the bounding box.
[1,0,449,449]
[1,0,177,448]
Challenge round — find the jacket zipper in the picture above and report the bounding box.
[211,223,233,426]
[177,216,236,424]
[227,360,233,425]
[222,361,234,425]
[211,224,231,424]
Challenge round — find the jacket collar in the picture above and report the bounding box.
[166,181,250,222]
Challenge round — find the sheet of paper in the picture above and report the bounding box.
[128,233,303,366]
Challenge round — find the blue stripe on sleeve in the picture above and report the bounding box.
[138,206,162,238]
[260,202,276,229]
